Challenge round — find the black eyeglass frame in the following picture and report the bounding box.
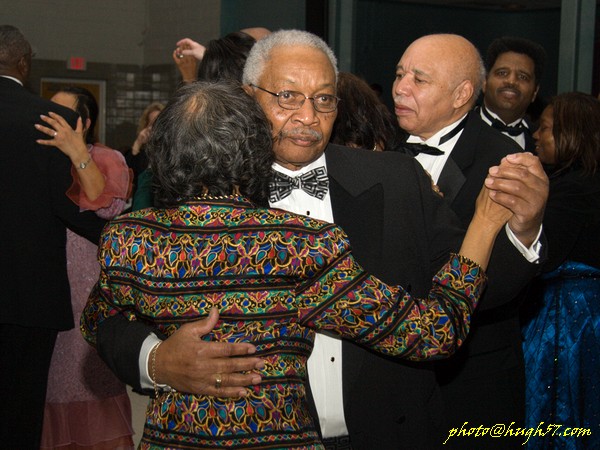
[250,83,340,113]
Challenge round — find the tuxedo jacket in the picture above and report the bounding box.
[325,144,538,449]
[95,143,538,449]
[437,110,523,227]
[428,112,543,447]
[0,77,106,331]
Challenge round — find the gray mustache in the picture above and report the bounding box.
[275,127,322,141]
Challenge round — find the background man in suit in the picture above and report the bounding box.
[394,33,543,449]
[480,36,547,152]
[95,30,547,449]
[0,25,107,447]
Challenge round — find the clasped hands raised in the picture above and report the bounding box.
[480,152,548,248]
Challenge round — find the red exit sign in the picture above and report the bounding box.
[67,56,87,71]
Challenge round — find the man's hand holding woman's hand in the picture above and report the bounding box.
[484,152,549,248]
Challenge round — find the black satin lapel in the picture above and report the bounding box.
[437,112,480,203]
[329,176,386,401]
[328,174,386,398]
[437,157,466,204]
[329,177,384,268]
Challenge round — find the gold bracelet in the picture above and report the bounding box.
[151,340,162,400]
[76,154,92,170]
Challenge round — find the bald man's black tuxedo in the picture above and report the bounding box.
[399,111,540,450]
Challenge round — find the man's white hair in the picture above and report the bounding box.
[242,29,338,86]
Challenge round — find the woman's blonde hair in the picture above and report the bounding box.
[137,102,165,134]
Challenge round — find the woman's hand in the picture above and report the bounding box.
[35,112,89,164]
[175,38,206,60]
[424,170,443,198]
[484,153,548,248]
[35,111,106,201]
[458,185,513,271]
[173,38,203,83]
[132,126,152,155]
[474,184,513,230]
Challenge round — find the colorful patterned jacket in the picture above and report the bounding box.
[81,196,485,449]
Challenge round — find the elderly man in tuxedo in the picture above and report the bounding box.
[393,33,545,449]
[94,30,547,449]
[0,25,106,447]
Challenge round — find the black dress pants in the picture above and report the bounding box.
[0,323,58,449]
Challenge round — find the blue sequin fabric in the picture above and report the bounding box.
[522,261,600,449]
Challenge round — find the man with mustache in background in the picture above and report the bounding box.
[479,36,546,152]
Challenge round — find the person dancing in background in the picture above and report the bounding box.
[0,25,106,448]
[131,30,259,211]
[173,27,270,84]
[521,92,600,449]
[36,86,134,449]
[173,31,258,84]
[126,101,164,195]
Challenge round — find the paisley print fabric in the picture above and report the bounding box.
[81,196,486,449]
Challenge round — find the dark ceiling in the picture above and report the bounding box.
[390,0,563,11]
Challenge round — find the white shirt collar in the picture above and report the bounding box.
[0,75,23,86]
[406,114,468,184]
[272,153,328,176]
[481,105,528,128]
[406,114,468,148]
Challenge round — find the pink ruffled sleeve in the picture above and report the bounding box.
[66,144,133,217]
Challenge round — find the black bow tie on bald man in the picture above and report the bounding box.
[269,167,329,203]
[400,114,470,157]
[401,143,444,157]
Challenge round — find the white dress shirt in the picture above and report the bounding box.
[270,154,349,439]
[407,116,466,185]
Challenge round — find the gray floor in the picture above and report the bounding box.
[127,385,149,447]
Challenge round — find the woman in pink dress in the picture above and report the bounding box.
[35,86,134,449]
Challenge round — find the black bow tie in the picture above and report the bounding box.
[401,143,444,157]
[401,115,469,157]
[482,107,526,136]
[269,167,329,202]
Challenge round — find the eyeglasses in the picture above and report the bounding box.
[250,84,340,113]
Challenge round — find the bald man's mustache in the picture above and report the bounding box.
[272,127,322,143]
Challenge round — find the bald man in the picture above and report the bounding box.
[393,34,545,449]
